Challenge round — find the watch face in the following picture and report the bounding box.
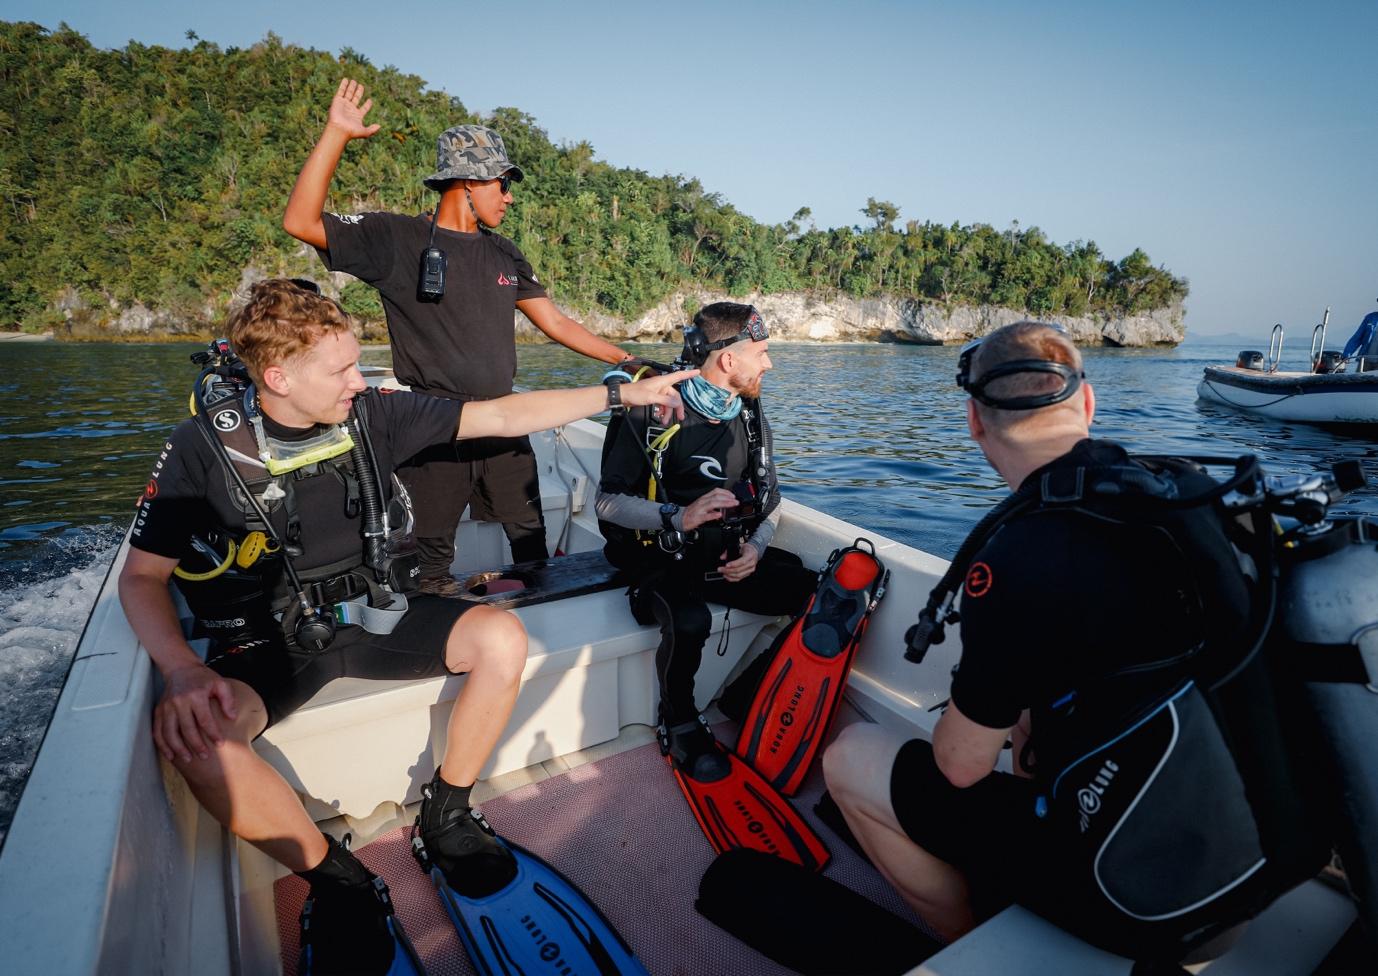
[660,503,678,515]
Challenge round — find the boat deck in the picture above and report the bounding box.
[268,704,935,976]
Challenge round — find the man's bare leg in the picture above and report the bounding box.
[438,605,528,787]
[170,678,328,871]
[822,723,977,942]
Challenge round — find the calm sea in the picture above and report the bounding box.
[2,336,1376,840]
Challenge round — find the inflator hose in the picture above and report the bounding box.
[346,417,388,574]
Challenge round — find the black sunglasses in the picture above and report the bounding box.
[497,174,514,194]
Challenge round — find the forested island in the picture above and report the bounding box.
[0,22,1189,344]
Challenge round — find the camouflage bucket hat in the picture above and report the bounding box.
[423,124,525,190]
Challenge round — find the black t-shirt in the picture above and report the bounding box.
[319,212,547,399]
[949,439,1251,731]
[131,389,462,576]
[597,403,774,555]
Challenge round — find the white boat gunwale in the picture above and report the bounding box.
[0,398,1360,974]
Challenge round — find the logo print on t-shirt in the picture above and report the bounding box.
[332,213,365,225]
[690,455,726,481]
[496,273,517,286]
[964,561,993,598]
[212,409,241,433]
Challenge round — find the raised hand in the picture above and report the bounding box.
[327,77,380,140]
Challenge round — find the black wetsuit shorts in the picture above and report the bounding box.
[205,594,477,730]
[890,738,1050,920]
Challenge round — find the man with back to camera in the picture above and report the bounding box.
[283,78,631,595]
[821,321,1257,945]
[595,302,818,792]
[118,279,689,974]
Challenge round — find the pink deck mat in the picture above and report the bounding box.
[275,730,934,975]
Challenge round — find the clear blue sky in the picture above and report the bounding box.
[4,0,1374,336]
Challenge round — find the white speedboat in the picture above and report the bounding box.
[0,368,1364,975]
[1198,313,1378,424]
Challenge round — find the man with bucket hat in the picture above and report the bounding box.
[284,78,630,594]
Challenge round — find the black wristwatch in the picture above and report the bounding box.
[659,502,680,532]
[602,371,629,414]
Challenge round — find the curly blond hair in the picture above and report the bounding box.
[226,279,355,382]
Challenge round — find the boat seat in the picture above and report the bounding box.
[255,548,777,821]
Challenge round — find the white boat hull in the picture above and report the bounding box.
[0,405,1361,975]
[1198,365,1378,423]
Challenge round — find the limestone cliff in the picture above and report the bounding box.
[519,290,1185,347]
[52,274,1183,347]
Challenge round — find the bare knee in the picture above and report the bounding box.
[823,723,870,797]
[824,723,906,819]
[446,605,527,680]
[169,680,266,780]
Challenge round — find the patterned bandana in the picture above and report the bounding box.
[681,375,743,421]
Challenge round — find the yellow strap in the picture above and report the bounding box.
[645,424,681,501]
[173,539,238,581]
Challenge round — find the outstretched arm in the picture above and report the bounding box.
[458,371,694,440]
[517,296,630,365]
[282,78,381,249]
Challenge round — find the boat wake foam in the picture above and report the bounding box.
[0,529,123,848]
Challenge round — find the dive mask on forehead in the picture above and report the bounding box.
[955,326,1086,411]
[680,307,770,366]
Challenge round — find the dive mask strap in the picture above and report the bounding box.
[964,360,1085,411]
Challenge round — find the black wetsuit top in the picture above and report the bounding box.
[950,439,1252,732]
[597,402,777,567]
[318,212,546,400]
[131,390,462,588]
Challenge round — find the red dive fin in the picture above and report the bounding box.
[666,747,831,872]
[661,723,830,872]
[736,539,889,795]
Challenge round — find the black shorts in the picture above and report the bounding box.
[205,595,476,730]
[889,738,1044,919]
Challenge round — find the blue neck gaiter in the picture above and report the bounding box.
[681,375,743,421]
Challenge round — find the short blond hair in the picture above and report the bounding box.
[226,280,354,383]
[970,322,1084,431]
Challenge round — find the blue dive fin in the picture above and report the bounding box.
[300,876,426,976]
[413,833,648,976]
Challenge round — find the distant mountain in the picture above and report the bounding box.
[1,21,1189,337]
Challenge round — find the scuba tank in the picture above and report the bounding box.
[1276,514,1378,942]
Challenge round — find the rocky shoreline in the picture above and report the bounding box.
[538,289,1184,348]
[37,276,1184,347]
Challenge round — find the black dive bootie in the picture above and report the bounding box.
[416,769,518,898]
[298,834,400,976]
[658,711,732,782]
